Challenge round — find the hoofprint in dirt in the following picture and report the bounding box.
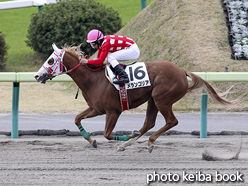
[0,135,247,186]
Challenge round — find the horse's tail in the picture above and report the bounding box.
[185,71,235,105]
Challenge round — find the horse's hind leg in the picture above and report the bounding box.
[118,98,158,151]
[148,105,178,153]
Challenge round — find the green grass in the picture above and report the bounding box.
[95,0,153,26]
[0,0,153,72]
[0,6,37,71]
[0,7,36,55]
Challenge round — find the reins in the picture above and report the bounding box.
[83,54,103,72]
[86,64,103,71]
[59,63,81,75]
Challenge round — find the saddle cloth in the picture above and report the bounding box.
[105,62,151,90]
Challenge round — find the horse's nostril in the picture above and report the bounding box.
[34,75,39,81]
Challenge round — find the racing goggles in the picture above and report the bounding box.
[90,41,98,49]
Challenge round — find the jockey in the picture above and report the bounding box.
[80,29,140,84]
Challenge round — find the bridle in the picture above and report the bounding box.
[42,50,103,79]
[42,49,81,78]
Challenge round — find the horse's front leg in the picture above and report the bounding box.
[104,111,141,150]
[75,107,102,148]
[103,111,120,140]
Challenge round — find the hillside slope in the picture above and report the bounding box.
[118,0,248,72]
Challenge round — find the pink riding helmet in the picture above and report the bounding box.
[86,29,104,43]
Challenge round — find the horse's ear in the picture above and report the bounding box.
[52,43,61,54]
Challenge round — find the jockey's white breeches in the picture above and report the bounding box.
[106,43,140,68]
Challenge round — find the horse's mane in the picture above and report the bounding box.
[62,44,105,70]
[62,44,84,60]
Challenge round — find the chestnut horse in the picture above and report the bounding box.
[35,44,233,153]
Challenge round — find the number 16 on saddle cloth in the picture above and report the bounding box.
[106,62,151,90]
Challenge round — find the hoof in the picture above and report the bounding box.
[131,130,141,138]
[148,145,154,153]
[91,140,97,148]
[117,146,125,151]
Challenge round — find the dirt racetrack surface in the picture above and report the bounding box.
[0,135,247,186]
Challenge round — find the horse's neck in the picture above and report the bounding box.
[68,65,93,89]
[63,53,92,89]
[69,64,107,91]
[63,53,106,105]
[68,66,106,108]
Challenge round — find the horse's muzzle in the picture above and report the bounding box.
[35,73,52,84]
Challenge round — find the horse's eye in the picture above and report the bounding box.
[48,58,54,65]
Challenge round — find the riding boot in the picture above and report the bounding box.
[113,64,129,84]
